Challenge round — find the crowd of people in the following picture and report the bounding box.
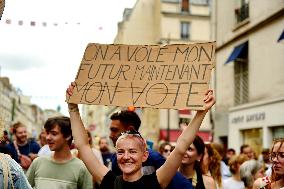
[0,86,282,189]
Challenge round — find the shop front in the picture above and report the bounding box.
[228,97,284,155]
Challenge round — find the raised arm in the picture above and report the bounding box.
[157,90,215,189]
[66,83,109,184]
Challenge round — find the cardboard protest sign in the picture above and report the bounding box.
[67,42,215,110]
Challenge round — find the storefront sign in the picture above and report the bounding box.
[231,112,265,124]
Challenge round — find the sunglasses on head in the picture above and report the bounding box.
[120,129,143,139]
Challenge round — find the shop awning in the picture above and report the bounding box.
[225,41,248,64]
[278,30,284,42]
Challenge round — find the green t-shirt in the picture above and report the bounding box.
[26,156,93,189]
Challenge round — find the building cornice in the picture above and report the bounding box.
[216,7,284,51]
[161,11,210,18]
[229,97,284,112]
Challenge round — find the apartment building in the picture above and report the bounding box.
[212,0,284,154]
[113,0,212,146]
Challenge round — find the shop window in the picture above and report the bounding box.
[272,126,284,139]
[242,128,263,157]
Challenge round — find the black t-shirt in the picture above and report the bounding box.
[100,170,162,189]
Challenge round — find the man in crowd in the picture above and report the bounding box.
[240,144,255,160]
[98,136,113,167]
[6,122,40,170]
[26,116,93,189]
[108,110,193,189]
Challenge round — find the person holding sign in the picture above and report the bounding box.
[66,83,215,189]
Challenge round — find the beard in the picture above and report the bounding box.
[100,146,109,153]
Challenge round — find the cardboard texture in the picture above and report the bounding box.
[67,42,215,110]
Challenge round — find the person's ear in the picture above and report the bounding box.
[65,135,72,141]
[197,154,203,161]
[142,150,149,162]
[126,125,135,131]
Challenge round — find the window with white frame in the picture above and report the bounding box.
[180,22,190,39]
[234,45,249,105]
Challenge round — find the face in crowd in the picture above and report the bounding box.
[270,139,284,176]
[46,125,67,151]
[15,126,28,144]
[242,145,254,160]
[162,144,173,159]
[181,136,204,166]
[115,132,148,178]
[109,110,141,146]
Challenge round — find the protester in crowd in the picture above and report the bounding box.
[37,128,52,157]
[72,129,104,164]
[179,135,215,189]
[257,148,272,176]
[212,142,232,180]
[67,83,195,189]
[159,142,174,159]
[240,144,255,160]
[6,122,40,170]
[239,159,264,189]
[67,83,215,189]
[253,138,284,189]
[201,143,222,188]
[26,116,93,189]
[223,154,249,189]
[0,118,32,188]
[225,148,236,165]
[0,130,10,154]
[99,136,113,167]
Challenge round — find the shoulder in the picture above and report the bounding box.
[71,157,89,170]
[29,140,40,147]
[1,154,21,171]
[31,156,48,165]
[100,170,116,189]
[6,143,15,150]
[253,177,270,189]
[202,175,215,188]
[146,149,165,163]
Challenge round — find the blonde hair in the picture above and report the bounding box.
[228,154,249,174]
[116,131,147,152]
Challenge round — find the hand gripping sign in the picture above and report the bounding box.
[67,42,215,110]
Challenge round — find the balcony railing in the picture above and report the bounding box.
[235,3,249,23]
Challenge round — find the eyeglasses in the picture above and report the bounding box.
[269,152,284,161]
[164,149,172,153]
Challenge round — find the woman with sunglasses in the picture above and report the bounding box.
[253,138,284,189]
[159,142,174,159]
[67,86,215,189]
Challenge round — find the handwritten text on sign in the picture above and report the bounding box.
[67,42,215,109]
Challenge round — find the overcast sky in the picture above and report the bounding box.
[0,0,136,115]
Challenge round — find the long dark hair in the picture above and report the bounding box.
[193,135,205,189]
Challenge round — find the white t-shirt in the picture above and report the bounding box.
[223,177,245,189]
[38,144,52,157]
